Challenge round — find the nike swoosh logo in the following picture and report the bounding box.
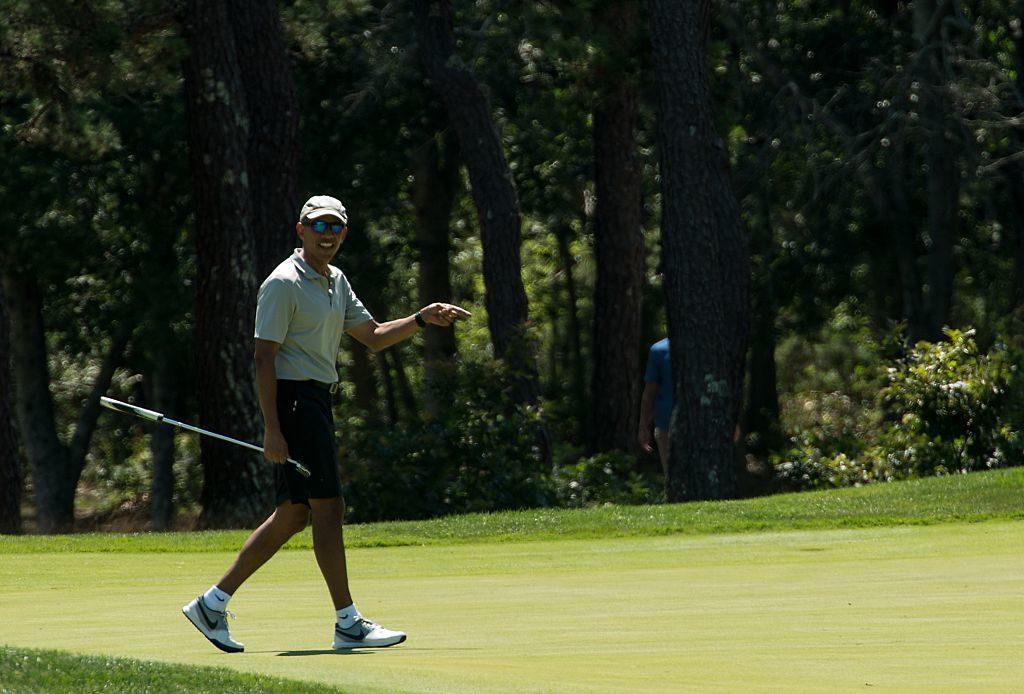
[196,598,220,630]
[334,624,366,641]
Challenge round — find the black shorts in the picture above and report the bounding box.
[274,379,342,506]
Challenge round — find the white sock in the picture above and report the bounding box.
[202,585,231,612]
[336,603,361,628]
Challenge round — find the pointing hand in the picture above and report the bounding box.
[420,303,472,328]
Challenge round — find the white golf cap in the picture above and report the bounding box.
[300,195,348,224]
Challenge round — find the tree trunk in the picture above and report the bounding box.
[0,280,22,534]
[1011,174,1024,312]
[743,284,780,453]
[922,140,958,339]
[412,0,540,403]
[3,273,74,532]
[876,142,927,342]
[412,131,460,419]
[546,300,560,397]
[347,343,380,422]
[1007,15,1024,313]
[67,327,130,499]
[389,349,419,421]
[379,351,400,426]
[146,354,178,531]
[649,0,750,501]
[3,274,127,532]
[860,218,902,326]
[589,0,646,455]
[227,0,300,281]
[874,0,902,18]
[914,0,960,341]
[555,224,587,433]
[743,205,781,456]
[183,0,269,528]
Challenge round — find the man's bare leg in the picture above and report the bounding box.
[655,428,670,479]
[217,501,309,595]
[308,496,353,609]
[182,502,307,652]
[308,496,406,648]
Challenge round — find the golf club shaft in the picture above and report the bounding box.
[100,396,311,478]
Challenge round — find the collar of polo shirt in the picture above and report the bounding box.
[291,248,334,282]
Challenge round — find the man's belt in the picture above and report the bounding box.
[284,379,340,395]
[307,380,341,395]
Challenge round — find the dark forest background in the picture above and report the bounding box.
[1,0,1022,534]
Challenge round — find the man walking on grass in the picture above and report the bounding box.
[183,195,470,653]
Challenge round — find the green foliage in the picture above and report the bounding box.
[552,449,662,508]
[6,0,1024,529]
[775,447,902,491]
[341,358,551,522]
[776,301,897,401]
[774,391,897,489]
[773,305,894,488]
[879,328,1021,476]
[775,327,1023,490]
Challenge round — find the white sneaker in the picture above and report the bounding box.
[182,596,245,653]
[332,617,407,649]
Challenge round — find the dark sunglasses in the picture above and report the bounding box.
[306,220,347,235]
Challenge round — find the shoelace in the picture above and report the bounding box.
[212,608,236,627]
[200,601,236,630]
[340,618,377,635]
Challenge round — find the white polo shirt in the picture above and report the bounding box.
[254,249,373,383]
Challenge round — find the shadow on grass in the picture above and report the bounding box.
[271,649,374,656]
[269,647,484,656]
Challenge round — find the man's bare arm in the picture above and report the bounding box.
[347,302,472,352]
[346,317,416,353]
[254,338,288,463]
[638,381,659,453]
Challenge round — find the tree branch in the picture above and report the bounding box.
[68,326,131,473]
[977,148,1024,175]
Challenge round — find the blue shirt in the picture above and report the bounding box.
[644,338,672,430]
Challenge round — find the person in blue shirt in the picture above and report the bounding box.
[639,338,672,475]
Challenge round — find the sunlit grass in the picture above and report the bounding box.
[0,645,345,693]
[3,466,1021,554]
[2,523,1021,692]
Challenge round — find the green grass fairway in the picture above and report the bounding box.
[4,466,1024,556]
[2,520,1022,691]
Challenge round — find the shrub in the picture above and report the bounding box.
[879,328,1021,475]
[772,390,890,490]
[773,326,1023,490]
[339,358,552,522]
[552,450,662,508]
[774,446,902,490]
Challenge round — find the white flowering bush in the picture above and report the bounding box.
[552,451,662,508]
[879,328,1020,475]
[774,449,901,489]
[772,389,895,489]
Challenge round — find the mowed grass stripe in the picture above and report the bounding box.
[1,523,1022,692]
[3,467,1023,554]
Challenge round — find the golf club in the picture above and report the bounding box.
[100,396,312,478]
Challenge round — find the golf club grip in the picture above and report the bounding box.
[100,396,163,422]
[288,458,312,478]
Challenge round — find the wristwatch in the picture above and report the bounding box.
[415,311,427,328]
